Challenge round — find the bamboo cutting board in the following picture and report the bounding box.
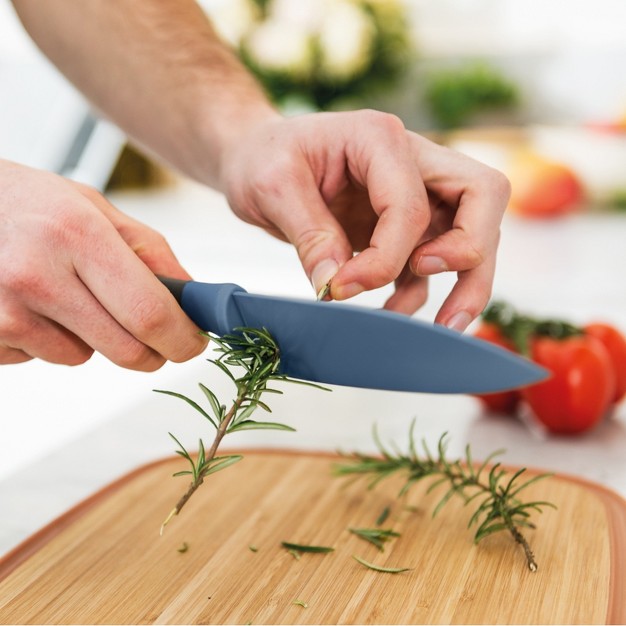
[0,450,624,624]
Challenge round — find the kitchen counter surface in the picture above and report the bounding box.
[1,179,626,557]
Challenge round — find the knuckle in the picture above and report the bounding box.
[294,228,336,263]
[0,312,32,343]
[113,338,165,371]
[360,109,406,136]
[127,295,170,338]
[483,167,512,203]
[169,334,208,363]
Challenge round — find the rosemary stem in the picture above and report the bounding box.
[161,391,246,532]
[507,523,538,572]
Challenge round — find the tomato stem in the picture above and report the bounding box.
[482,301,583,355]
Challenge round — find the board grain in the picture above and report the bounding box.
[0,450,624,624]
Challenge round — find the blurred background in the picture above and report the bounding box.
[1,0,625,208]
[1,0,626,551]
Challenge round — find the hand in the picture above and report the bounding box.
[219,110,510,331]
[0,160,207,369]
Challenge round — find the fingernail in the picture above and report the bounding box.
[416,255,448,276]
[446,310,472,333]
[311,259,339,294]
[334,282,364,300]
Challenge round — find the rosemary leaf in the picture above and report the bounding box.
[155,391,217,429]
[349,528,400,551]
[352,555,412,574]
[281,541,335,554]
[227,420,296,433]
[375,506,391,526]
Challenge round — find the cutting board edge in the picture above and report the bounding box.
[1,448,625,624]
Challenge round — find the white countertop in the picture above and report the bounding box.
[1,179,626,557]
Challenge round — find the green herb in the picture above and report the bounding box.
[281,541,335,554]
[155,327,328,533]
[349,527,400,551]
[482,300,583,355]
[375,505,391,526]
[335,421,555,572]
[249,545,259,553]
[352,555,411,574]
[424,62,518,129]
[177,542,189,553]
[292,600,308,608]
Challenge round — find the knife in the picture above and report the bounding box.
[159,277,547,394]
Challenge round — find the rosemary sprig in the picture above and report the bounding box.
[334,421,556,572]
[155,327,328,533]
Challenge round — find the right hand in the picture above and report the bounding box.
[0,160,208,369]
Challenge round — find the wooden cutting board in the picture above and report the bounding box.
[0,450,624,624]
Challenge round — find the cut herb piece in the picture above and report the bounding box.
[352,555,412,574]
[292,600,308,608]
[177,542,189,554]
[335,420,556,572]
[375,506,391,526]
[248,545,258,553]
[349,528,400,551]
[281,541,335,554]
[316,281,331,301]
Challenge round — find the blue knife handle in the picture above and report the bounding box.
[158,276,247,336]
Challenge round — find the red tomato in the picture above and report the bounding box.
[522,335,616,434]
[584,323,626,403]
[473,323,521,414]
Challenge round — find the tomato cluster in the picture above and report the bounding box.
[473,302,626,435]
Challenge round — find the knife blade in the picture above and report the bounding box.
[159,277,547,394]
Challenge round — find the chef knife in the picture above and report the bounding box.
[159,277,547,394]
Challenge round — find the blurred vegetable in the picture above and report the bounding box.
[472,322,521,414]
[507,150,584,219]
[424,62,518,129]
[207,0,412,110]
[584,323,626,403]
[523,333,614,435]
[474,301,626,435]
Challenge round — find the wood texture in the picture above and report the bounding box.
[0,450,624,624]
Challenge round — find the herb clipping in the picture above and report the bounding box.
[156,327,554,570]
[155,327,327,533]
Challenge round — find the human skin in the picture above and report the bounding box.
[3,0,510,369]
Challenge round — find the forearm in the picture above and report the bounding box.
[12,0,277,188]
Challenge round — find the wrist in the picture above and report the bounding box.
[194,96,281,192]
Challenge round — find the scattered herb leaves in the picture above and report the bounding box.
[335,420,556,571]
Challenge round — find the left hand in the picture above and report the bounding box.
[218,109,510,331]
